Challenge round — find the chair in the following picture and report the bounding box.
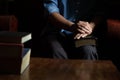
[0,15,18,32]
[106,19,120,71]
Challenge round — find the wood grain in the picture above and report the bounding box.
[0,57,120,80]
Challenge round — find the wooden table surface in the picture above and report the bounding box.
[0,57,120,80]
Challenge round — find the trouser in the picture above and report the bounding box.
[45,32,98,60]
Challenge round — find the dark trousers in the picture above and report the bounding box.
[44,32,98,60]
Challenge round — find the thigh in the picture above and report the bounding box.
[46,35,68,59]
[77,45,98,60]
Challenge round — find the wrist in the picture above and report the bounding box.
[69,23,78,33]
[67,21,74,27]
[64,21,75,32]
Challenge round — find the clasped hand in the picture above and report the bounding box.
[73,21,93,39]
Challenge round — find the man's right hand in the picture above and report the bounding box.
[72,21,93,39]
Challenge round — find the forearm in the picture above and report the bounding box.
[48,12,74,31]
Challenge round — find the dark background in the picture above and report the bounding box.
[1,0,120,32]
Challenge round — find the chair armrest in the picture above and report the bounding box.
[0,15,18,32]
[107,19,120,39]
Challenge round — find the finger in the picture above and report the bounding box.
[81,34,88,38]
[77,34,82,39]
[77,29,86,34]
[79,21,90,30]
[77,21,92,34]
[74,34,80,39]
[81,27,90,33]
[74,34,82,39]
[80,25,92,34]
[78,26,91,34]
[79,21,87,26]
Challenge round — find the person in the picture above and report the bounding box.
[42,0,106,60]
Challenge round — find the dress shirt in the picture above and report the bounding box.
[44,0,98,34]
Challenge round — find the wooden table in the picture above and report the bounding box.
[0,57,120,80]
